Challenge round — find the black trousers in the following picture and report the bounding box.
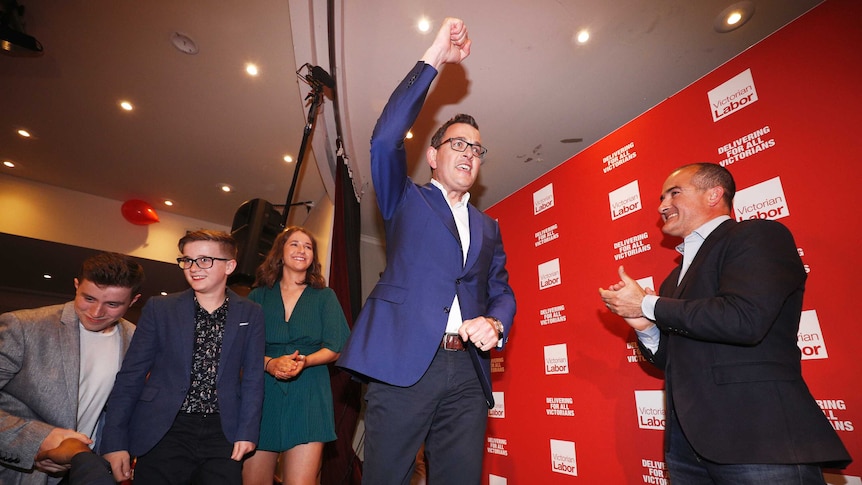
[362,348,488,485]
[665,410,826,484]
[133,412,240,485]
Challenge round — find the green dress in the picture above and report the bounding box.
[248,284,350,451]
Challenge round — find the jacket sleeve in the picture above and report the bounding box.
[637,330,668,370]
[69,452,115,485]
[0,312,55,470]
[234,302,266,445]
[370,61,438,220]
[100,299,161,453]
[484,219,517,347]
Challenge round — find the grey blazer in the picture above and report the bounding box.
[0,302,135,485]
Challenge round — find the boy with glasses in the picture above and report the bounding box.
[101,230,265,485]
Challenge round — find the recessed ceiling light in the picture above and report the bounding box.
[714,1,755,33]
[17,129,30,138]
[43,274,52,279]
[164,199,174,206]
[160,291,168,296]
[3,160,15,168]
[283,155,294,163]
[405,131,414,140]
[120,101,134,111]
[417,18,431,33]
[246,63,259,76]
[219,184,233,193]
[576,30,590,44]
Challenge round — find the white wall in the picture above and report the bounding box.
[0,173,229,263]
[0,173,344,279]
[297,193,335,282]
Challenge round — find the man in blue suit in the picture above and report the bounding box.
[101,230,265,484]
[337,17,516,485]
[600,163,850,483]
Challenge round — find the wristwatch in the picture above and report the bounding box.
[488,316,504,340]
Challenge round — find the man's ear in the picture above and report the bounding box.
[426,145,438,170]
[225,259,237,276]
[708,187,725,207]
[130,294,142,307]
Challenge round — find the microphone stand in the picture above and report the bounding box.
[282,79,326,227]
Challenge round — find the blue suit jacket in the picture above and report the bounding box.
[641,219,851,467]
[100,289,265,457]
[337,62,516,407]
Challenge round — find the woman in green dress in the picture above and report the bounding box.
[242,226,350,485]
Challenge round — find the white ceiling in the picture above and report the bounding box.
[1,0,823,245]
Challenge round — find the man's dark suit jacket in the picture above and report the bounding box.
[337,62,516,408]
[640,218,850,467]
[100,288,265,457]
[68,452,113,485]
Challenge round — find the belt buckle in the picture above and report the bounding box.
[441,333,465,351]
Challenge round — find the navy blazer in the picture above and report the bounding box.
[337,62,516,408]
[101,289,265,457]
[641,219,850,467]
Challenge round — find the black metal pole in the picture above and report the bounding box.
[282,84,325,227]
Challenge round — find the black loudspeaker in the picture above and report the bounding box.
[229,199,284,285]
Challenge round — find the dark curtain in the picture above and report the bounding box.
[321,149,363,485]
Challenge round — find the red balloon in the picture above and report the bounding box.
[121,199,160,225]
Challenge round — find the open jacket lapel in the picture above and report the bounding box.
[673,219,735,297]
[59,303,81,412]
[217,289,242,383]
[464,205,486,272]
[424,184,460,243]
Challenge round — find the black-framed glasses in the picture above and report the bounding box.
[435,137,488,160]
[177,256,230,269]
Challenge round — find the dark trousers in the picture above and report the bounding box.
[666,410,826,485]
[362,348,488,485]
[133,412,240,485]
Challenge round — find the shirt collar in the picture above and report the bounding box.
[430,178,470,208]
[676,215,731,254]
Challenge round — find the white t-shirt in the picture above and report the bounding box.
[77,323,122,439]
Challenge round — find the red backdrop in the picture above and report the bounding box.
[482,1,861,483]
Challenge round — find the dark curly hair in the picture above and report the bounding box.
[254,226,325,289]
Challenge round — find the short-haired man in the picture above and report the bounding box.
[101,230,265,485]
[0,252,144,484]
[600,163,851,483]
[337,17,516,484]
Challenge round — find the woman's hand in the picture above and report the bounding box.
[269,350,306,380]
